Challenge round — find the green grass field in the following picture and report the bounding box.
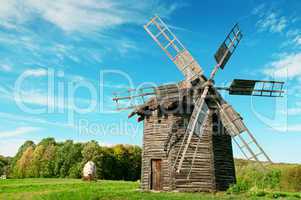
[0,179,300,200]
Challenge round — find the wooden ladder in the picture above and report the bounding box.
[173,97,209,172]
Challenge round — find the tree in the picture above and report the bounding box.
[113,145,129,180]
[7,138,142,181]
[30,145,45,177]
[40,144,57,178]
[27,138,57,178]
[11,141,35,178]
[127,145,142,181]
[82,141,100,163]
[97,147,117,180]
[15,146,35,178]
[54,140,83,178]
[0,156,11,176]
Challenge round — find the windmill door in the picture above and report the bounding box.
[151,159,162,190]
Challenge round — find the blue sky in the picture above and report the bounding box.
[0,0,300,163]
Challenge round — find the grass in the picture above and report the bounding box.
[235,159,301,193]
[0,160,300,199]
[0,179,300,200]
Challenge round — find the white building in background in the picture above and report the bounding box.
[0,175,7,179]
[83,161,96,181]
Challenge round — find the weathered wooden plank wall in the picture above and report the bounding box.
[141,109,236,192]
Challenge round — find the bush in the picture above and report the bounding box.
[68,162,82,178]
[263,169,281,189]
[280,166,301,191]
[293,194,301,199]
[226,181,249,194]
[248,186,267,197]
[235,165,282,191]
[254,191,267,197]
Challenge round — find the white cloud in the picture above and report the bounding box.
[285,29,301,47]
[285,125,301,132]
[0,0,27,22]
[252,4,265,15]
[0,83,100,113]
[0,0,182,71]
[0,126,40,139]
[0,64,12,72]
[294,35,301,46]
[287,108,301,116]
[0,0,182,34]
[24,68,48,77]
[256,12,287,33]
[263,52,301,78]
[0,111,72,128]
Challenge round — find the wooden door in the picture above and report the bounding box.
[151,159,162,190]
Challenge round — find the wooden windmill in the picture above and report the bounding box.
[113,16,285,192]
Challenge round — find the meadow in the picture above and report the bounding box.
[1,139,300,200]
[0,178,300,200]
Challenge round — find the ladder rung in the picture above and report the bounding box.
[182,59,196,71]
[172,51,183,61]
[145,16,158,28]
[164,38,176,49]
[248,152,263,160]
[238,140,254,149]
[155,28,167,38]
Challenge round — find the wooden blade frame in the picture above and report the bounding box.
[144,16,204,82]
[112,84,182,111]
[217,101,272,164]
[215,24,242,69]
[216,79,285,97]
[230,79,284,97]
[112,87,156,111]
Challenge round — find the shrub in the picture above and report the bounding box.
[255,191,267,197]
[293,193,301,199]
[263,169,281,189]
[280,166,301,191]
[226,181,249,194]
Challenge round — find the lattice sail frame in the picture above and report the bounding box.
[215,24,242,69]
[144,16,204,82]
[218,102,272,163]
[229,79,285,97]
[216,79,285,97]
[112,87,156,111]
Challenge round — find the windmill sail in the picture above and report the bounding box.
[228,79,285,97]
[218,102,272,163]
[215,24,242,69]
[144,16,205,82]
[112,87,156,111]
[219,103,247,135]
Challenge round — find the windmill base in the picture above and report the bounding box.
[141,110,236,192]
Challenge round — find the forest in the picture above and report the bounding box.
[0,138,141,180]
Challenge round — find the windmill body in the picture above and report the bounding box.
[132,84,236,192]
[113,15,285,192]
